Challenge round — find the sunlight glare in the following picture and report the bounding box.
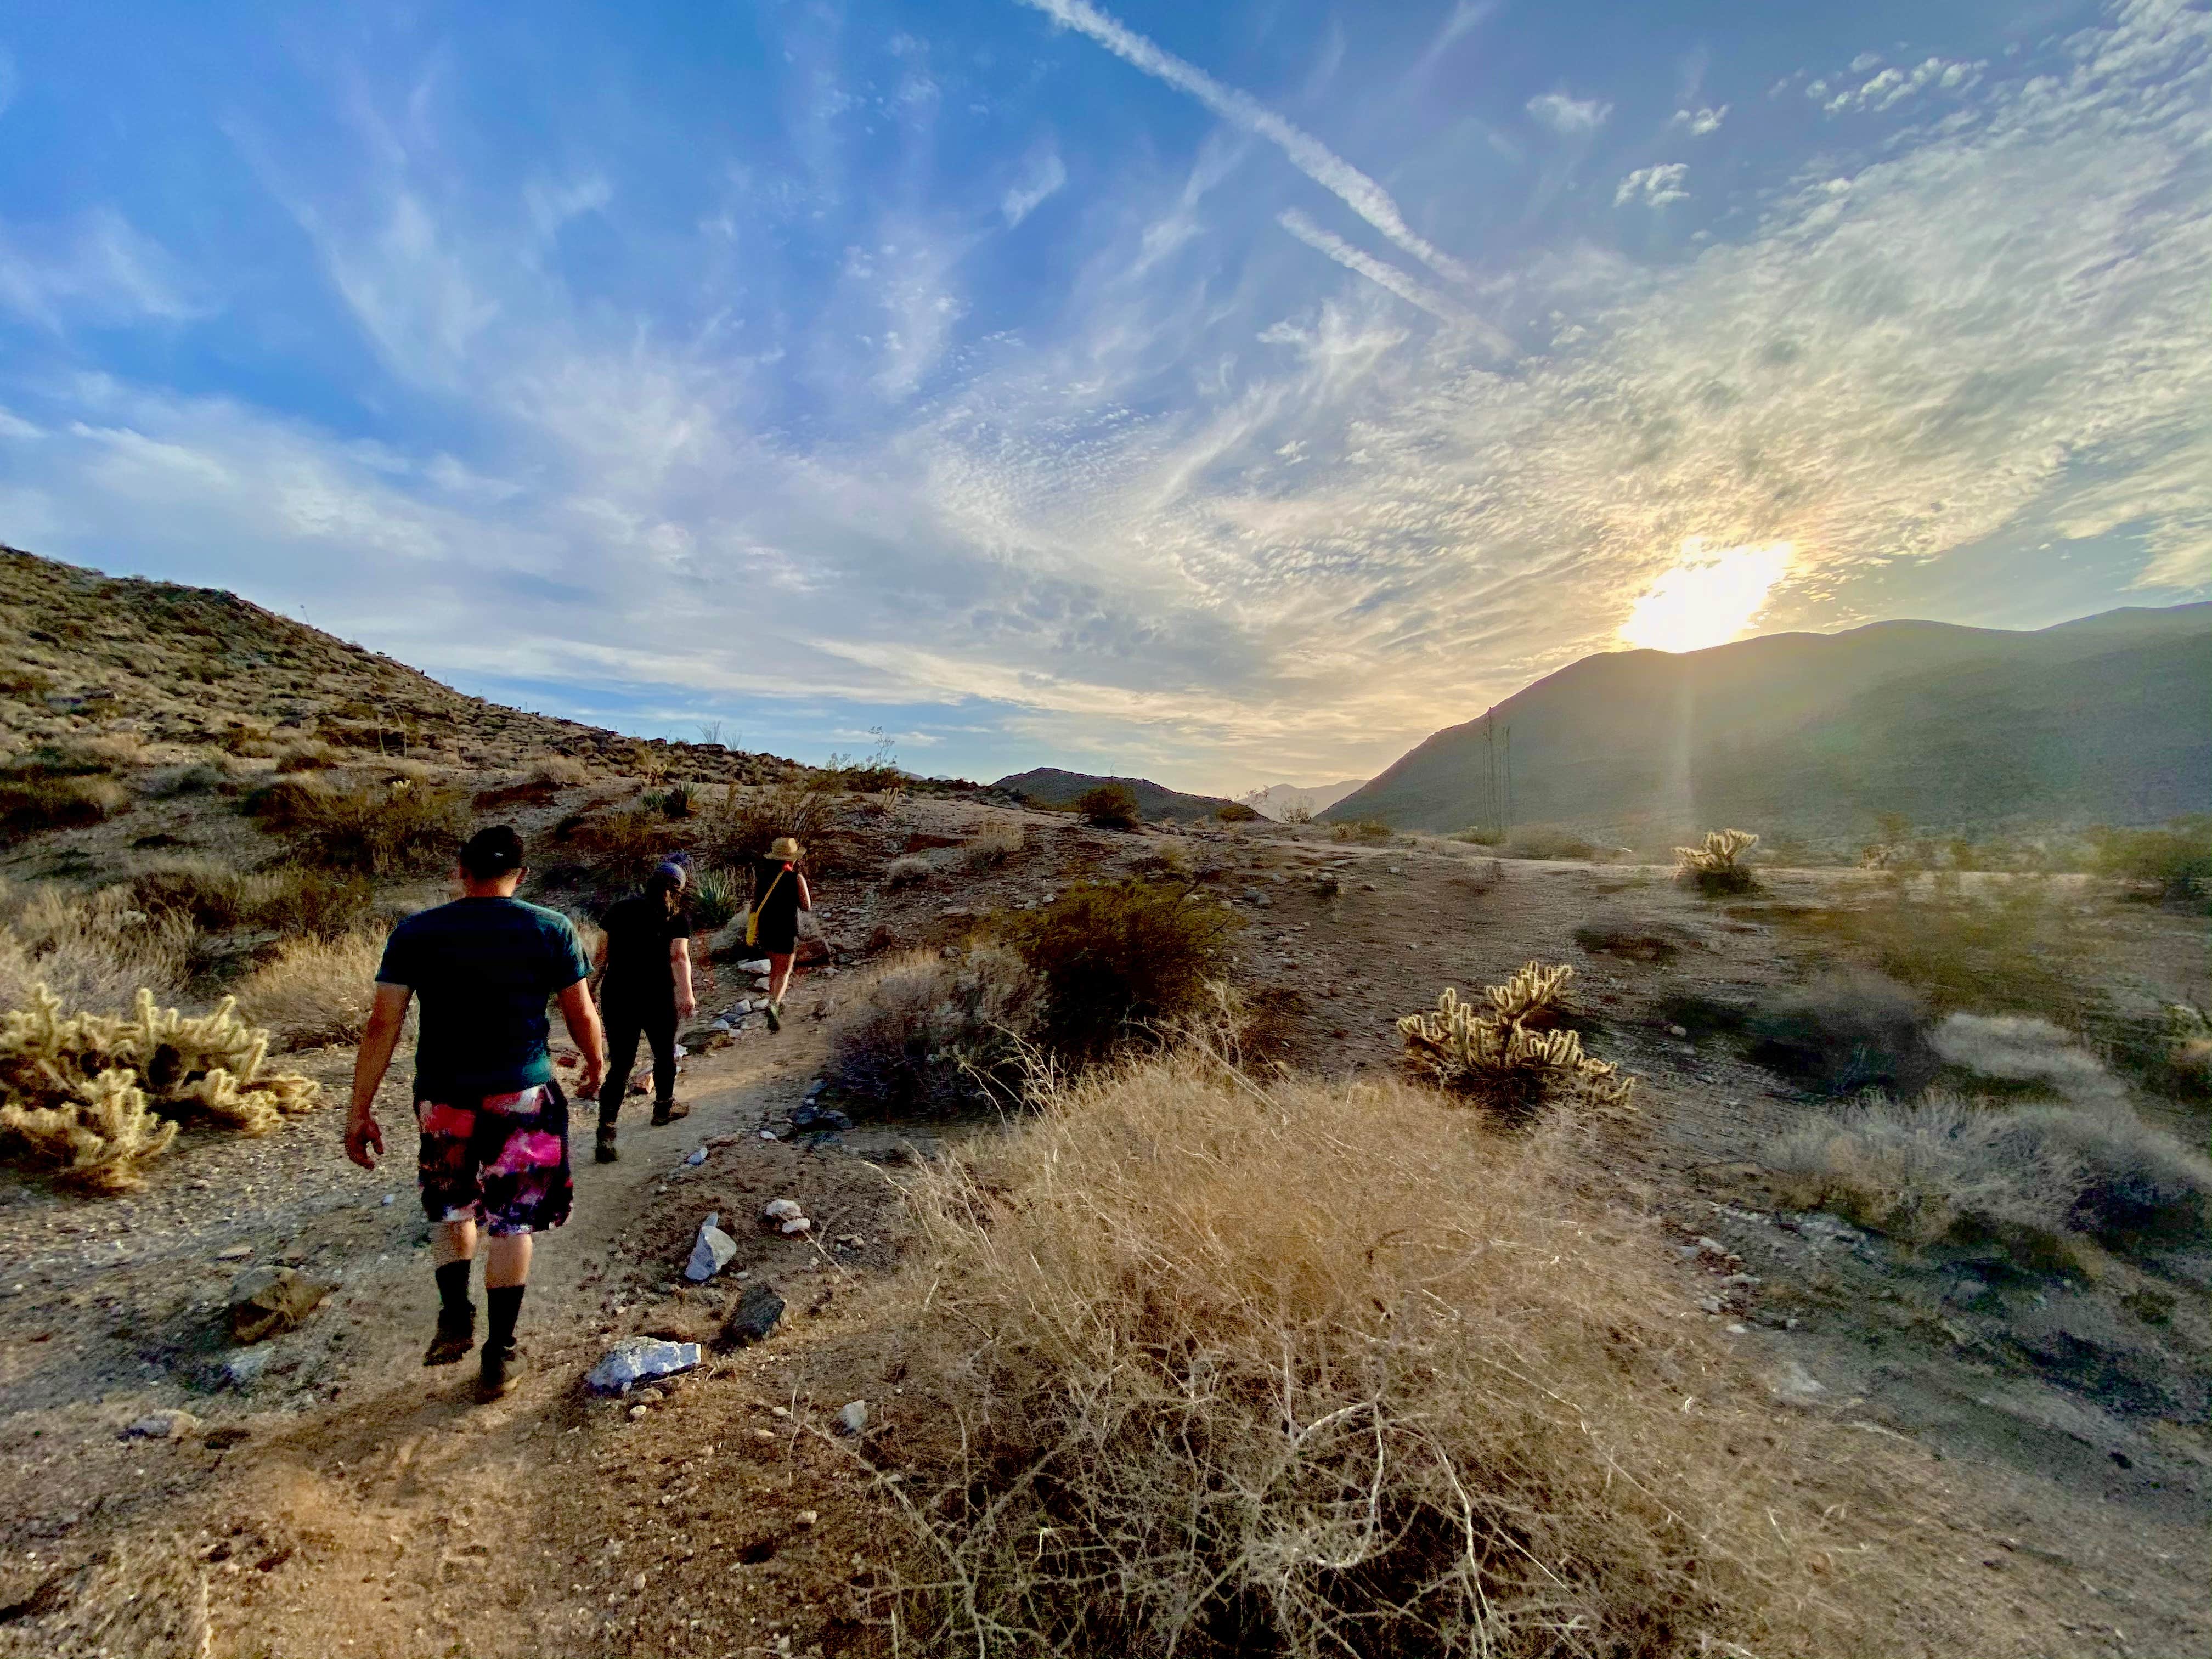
[1617,539,1794,653]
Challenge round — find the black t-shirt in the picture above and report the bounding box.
[749,857,803,937]
[600,895,692,1003]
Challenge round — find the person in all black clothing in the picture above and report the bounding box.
[592,866,696,1161]
[751,835,814,1031]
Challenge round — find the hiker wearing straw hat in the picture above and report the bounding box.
[746,835,814,1031]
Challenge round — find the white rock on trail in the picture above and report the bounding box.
[762,1198,803,1222]
[834,1400,868,1436]
[685,1214,738,1283]
[586,1336,702,1395]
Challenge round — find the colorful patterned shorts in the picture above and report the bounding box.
[416,1082,573,1237]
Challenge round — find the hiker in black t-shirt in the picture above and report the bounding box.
[749,835,814,1032]
[591,867,695,1161]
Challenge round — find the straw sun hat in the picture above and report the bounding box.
[769,836,804,861]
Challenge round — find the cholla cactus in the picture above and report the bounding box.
[1675,828,1760,893]
[0,985,319,1191]
[1398,966,1633,1112]
[1481,961,1573,1025]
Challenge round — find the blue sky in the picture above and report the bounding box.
[1,1,2205,791]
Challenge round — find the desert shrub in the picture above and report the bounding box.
[1927,1012,2122,1105]
[956,815,1025,870]
[823,946,1042,1116]
[879,1052,1921,1657]
[472,775,561,811]
[1074,782,1140,830]
[234,929,389,1049]
[0,985,318,1192]
[1748,970,1936,1096]
[882,854,935,889]
[246,778,466,876]
[1770,881,2100,1021]
[535,756,590,787]
[1215,800,1261,822]
[714,775,856,870]
[1452,825,1505,845]
[2086,816,2212,906]
[1502,823,1598,861]
[1675,828,1759,894]
[128,862,375,943]
[1331,817,1392,842]
[0,771,129,839]
[686,867,745,929]
[273,742,342,773]
[139,761,227,799]
[1767,1093,2212,1251]
[0,884,193,1015]
[1002,880,1237,1061]
[551,806,675,883]
[1399,963,1633,1113]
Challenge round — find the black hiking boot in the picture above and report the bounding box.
[595,1124,619,1163]
[422,1307,475,1367]
[649,1098,690,1126]
[763,1002,782,1033]
[475,1342,519,1403]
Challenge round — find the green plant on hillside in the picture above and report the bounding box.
[1214,800,1261,822]
[2085,816,2212,907]
[672,866,737,929]
[1675,828,1760,894]
[1002,879,1237,1060]
[0,747,132,842]
[1399,963,1633,1112]
[1075,782,1141,830]
[0,985,319,1192]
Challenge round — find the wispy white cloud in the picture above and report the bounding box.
[1017,0,1470,284]
[1614,163,1689,207]
[1001,143,1066,225]
[0,209,204,329]
[1822,55,1983,114]
[1276,208,1459,322]
[1526,91,1611,136]
[1673,104,1727,135]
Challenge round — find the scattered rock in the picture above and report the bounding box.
[834,1400,868,1436]
[763,1199,803,1223]
[1669,1024,1690,1039]
[1767,1360,1829,1404]
[586,1337,702,1395]
[685,1215,739,1283]
[215,1244,252,1261]
[684,1147,709,1166]
[680,1026,733,1053]
[796,1509,819,1527]
[227,1267,333,1345]
[780,1217,812,1237]
[122,1409,200,1441]
[789,1102,852,1134]
[758,1129,781,1141]
[380,1193,397,1206]
[222,1345,275,1390]
[719,1282,786,1348]
[736,958,771,975]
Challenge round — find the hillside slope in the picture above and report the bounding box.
[0,547,794,780]
[1325,603,2212,838]
[992,766,1242,823]
[1244,778,1367,820]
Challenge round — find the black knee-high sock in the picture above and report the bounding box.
[486,1285,525,1352]
[435,1259,473,1322]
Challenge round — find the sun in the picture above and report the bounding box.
[1618,538,1794,653]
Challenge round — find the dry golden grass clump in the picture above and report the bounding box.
[234,929,390,1050]
[1399,962,1633,1112]
[1766,1092,2212,1254]
[0,985,318,1190]
[876,1053,1923,1656]
[956,814,1025,871]
[1675,828,1760,894]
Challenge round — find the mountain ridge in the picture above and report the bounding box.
[1324,602,2212,839]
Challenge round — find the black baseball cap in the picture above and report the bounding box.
[458,825,525,879]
